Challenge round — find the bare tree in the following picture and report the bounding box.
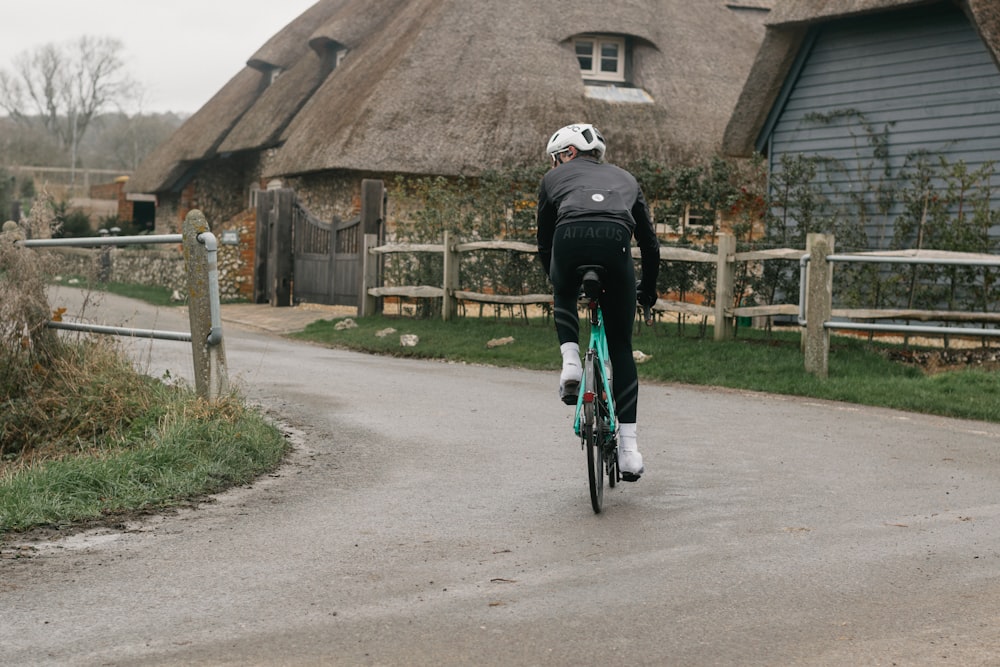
[0,36,136,179]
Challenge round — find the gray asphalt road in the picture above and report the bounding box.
[3,289,1000,666]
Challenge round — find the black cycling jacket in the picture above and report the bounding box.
[536,156,660,288]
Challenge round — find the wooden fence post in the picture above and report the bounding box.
[269,189,294,307]
[361,179,385,235]
[253,190,271,304]
[183,210,229,401]
[442,230,459,321]
[359,180,385,317]
[714,232,736,341]
[804,233,835,378]
[359,233,379,317]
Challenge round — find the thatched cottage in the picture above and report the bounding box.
[126,0,771,233]
[723,0,1000,247]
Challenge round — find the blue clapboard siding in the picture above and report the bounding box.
[765,3,1000,248]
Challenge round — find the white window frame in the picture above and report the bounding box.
[573,34,626,83]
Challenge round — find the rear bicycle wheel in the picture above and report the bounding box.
[607,430,618,488]
[584,353,604,513]
[595,375,617,489]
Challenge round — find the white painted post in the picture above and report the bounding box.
[182,210,229,401]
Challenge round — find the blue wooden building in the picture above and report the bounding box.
[723,0,1000,250]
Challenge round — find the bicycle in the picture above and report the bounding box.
[572,266,653,513]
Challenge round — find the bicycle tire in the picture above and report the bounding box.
[584,352,604,513]
[594,371,617,489]
[607,430,618,488]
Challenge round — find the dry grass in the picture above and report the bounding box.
[1,198,288,533]
[0,195,169,471]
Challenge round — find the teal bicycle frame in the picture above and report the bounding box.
[573,303,616,438]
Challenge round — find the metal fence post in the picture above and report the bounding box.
[803,233,835,378]
[183,210,229,401]
[714,232,736,341]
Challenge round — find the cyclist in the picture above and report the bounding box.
[536,123,660,481]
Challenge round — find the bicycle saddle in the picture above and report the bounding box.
[577,265,605,300]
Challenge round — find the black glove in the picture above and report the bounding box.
[636,282,657,308]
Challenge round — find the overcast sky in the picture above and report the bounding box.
[0,0,319,115]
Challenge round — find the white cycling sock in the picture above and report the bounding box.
[619,422,638,451]
[560,342,580,367]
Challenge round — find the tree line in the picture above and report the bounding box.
[0,36,185,227]
[0,35,186,172]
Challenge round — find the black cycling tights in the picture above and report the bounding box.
[549,221,639,423]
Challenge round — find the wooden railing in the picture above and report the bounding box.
[800,233,1000,377]
[358,230,1000,374]
[359,231,803,340]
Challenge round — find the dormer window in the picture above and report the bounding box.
[573,34,626,83]
[316,40,349,75]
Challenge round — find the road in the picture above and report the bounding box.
[3,288,1000,665]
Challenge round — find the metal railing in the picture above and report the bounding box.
[17,233,224,345]
[12,211,228,400]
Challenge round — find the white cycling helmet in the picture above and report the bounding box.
[546,123,606,160]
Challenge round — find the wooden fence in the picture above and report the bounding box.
[358,232,802,340]
[358,230,1000,375]
[800,233,1000,376]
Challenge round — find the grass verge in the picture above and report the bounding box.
[53,275,181,308]
[0,340,287,537]
[293,314,1000,424]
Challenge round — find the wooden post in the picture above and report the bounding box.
[269,189,294,307]
[442,230,459,321]
[360,180,385,317]
[804,233,835,378]
[183,210,229,401]
[714,232,736,341]
[361,179,385,235]
[359,233,379,317]
[253,190,271,304]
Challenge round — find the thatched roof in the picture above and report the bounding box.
[722,0,1000,157]
[126,68,264,193]
[129,0,772,194]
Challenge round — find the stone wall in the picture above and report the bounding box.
[48,233,254,302]
[51,246,187,292]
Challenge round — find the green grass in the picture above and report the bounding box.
[53,275,249,307]
[294,314,1000,424]
[0,395,287,534]
[55,275,180,307]
[0,335,288,536]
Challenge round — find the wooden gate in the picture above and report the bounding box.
[254,180,385,308]
[292,210,364,305]
[331,217,362,305]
